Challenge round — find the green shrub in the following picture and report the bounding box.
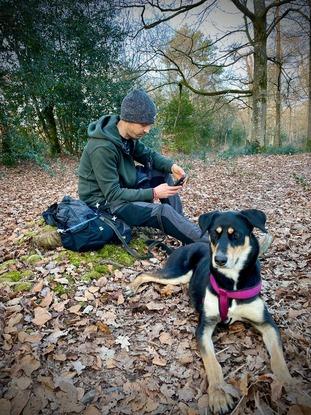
[141,127,162,152]
[218,143,261,159]
[1,128,50,168]
[263,145,302,155]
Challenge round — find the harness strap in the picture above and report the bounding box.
[210,274,262,322]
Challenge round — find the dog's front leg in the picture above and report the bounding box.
[197,317,234,414]
[252,316,292,385]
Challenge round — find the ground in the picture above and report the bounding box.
[0,153,310,415]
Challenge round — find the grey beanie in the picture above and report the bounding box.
[120,89,157,124]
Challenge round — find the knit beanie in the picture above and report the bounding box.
[120,89,157,124]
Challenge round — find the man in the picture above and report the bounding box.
[78,89,204,244]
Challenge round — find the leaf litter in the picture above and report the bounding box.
[0,154,310,414]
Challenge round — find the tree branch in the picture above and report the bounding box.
[230,0,255,21]
[264,0,298,16]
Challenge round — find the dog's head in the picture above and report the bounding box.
[199,209,267,273]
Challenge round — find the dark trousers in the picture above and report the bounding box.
[114,169,204,245]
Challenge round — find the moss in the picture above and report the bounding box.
[21,270,33,278]
[20,255,30,262]
[94,264,110,273]
[53,283,69,295]
[67,251,84,267]
[14,282,32,292]
[130,238,148,254]
[0,259,18,272]
[82,270,102,282]
[62,237,147,270]
[98,244,135,266]
[0,271,22,283]
[26,254,42,264]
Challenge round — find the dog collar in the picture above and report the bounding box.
[210,274,262,322]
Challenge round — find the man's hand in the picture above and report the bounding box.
[153,183,182,199]
[171,163,186,180]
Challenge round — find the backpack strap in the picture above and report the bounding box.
[99,215,152,259]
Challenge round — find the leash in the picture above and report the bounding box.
[210,274,262,322]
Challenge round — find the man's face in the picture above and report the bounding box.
[125,122,152,140]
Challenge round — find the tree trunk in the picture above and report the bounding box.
[307,3,311,150]
[251,0,268,148]
[246,54,254,143]
[42,104,61,156]
[273,0,282,147]
[0,110,14,165]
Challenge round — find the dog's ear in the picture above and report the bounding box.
[199,211,221,235]
[240,209,267,233]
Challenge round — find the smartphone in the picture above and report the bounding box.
[174,175,188,186]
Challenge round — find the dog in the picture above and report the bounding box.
[127,209,292,414]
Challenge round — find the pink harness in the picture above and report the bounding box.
[210,274,262,322]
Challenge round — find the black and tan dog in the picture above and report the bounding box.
[127,209,292,414]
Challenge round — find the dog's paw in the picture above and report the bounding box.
[208,383,236,414]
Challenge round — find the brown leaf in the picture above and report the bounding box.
[39,290,54,307]
[68,304,82,314]
[152,355,167,366]
[146,301,165,310]
[159,332,174,345]
[117,292,125,304]
[96,321,111,334]
[53,353,67,361]
[32,307,52,326]
[0,399,11,415]
[239,373,249,396]
[56,391,84,413]
[287,405,311,415]
[11,390,30,415]
[83,406,101,415]
[52,300,69,312]
[18,331,43,343]
[5,313,23,333]
[19,354,41,376]
[159,284,176,296]
[14,376,32,390]
[32,279,44,293]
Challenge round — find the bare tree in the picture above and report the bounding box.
[120,0,301,147]
[273,0,282,147]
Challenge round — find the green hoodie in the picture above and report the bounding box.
[78,115,174,209]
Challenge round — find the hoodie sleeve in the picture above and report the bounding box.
[134,141,174,172]
[90,144,154,204]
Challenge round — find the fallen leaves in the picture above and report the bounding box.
[0,155,310,414]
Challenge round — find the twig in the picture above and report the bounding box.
[98,259,130,268]
[224,363,247,380]
[216,346,230,355]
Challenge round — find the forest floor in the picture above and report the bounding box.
[0,153,310,415]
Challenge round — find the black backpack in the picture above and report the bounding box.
[42,196,132,253]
